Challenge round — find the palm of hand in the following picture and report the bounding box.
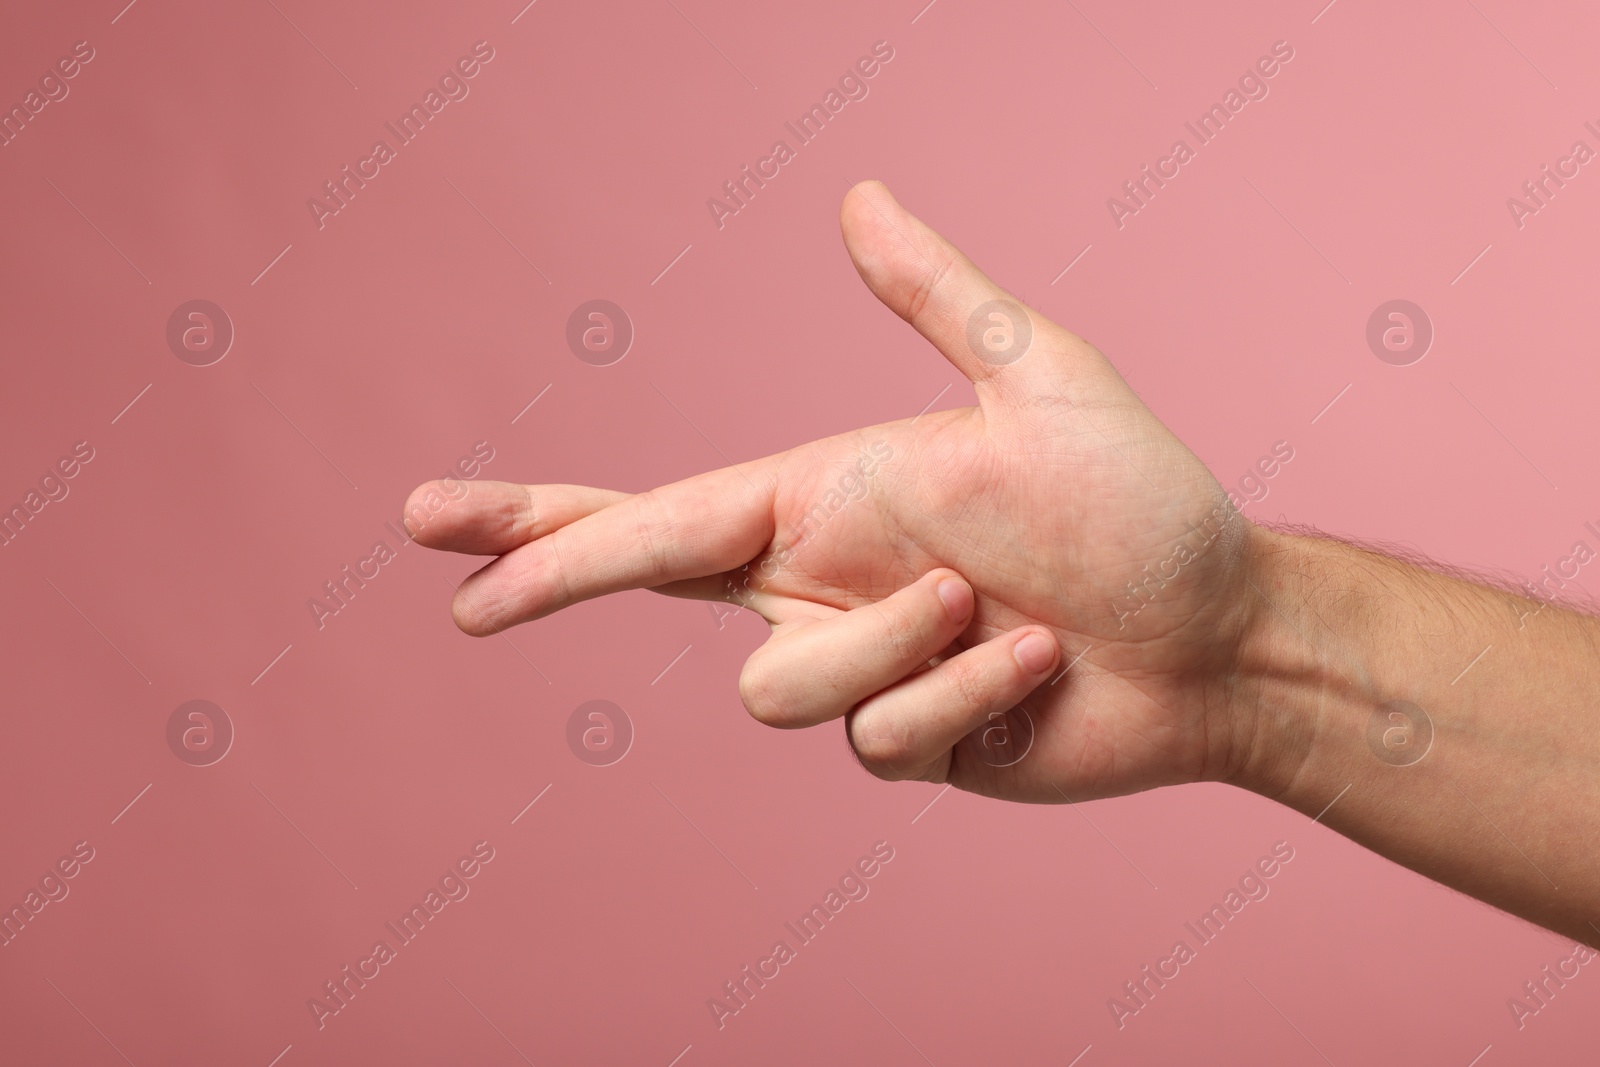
[733,375,1251,802]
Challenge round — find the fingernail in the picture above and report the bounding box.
[1013,631,1054,674]
[936,577,972,623]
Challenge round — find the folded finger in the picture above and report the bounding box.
[737,569,975,729]
[846,626,1059,782]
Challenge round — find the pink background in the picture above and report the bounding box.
[3,0,1598,1063]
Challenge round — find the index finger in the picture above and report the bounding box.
[451,459,778,635]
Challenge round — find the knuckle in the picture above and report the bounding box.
[877,599,930,668]
[518,483,541,540]
[903,247,957,326]
[940,655,990,713]
[630,491,674,580]
[850,712,921,781]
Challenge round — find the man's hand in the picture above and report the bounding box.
[406,180,1264,805]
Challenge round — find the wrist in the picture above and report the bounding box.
[1216,523,1378,806]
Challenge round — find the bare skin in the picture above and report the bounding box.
[407,181,1600,946]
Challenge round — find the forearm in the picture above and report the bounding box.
[1229,524,1600,944]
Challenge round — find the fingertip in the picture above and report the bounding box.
[402,479,466,546]
[399,482,433,540]
[450,587,496,638]
[1012,629,1058,675]
[450,601,481,637]
[839,180,904,270]
[841,178,892,223]
[933,571,973,624]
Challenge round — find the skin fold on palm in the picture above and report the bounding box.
[407,180,1265,809]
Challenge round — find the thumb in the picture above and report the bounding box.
[839,180,1082,410]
